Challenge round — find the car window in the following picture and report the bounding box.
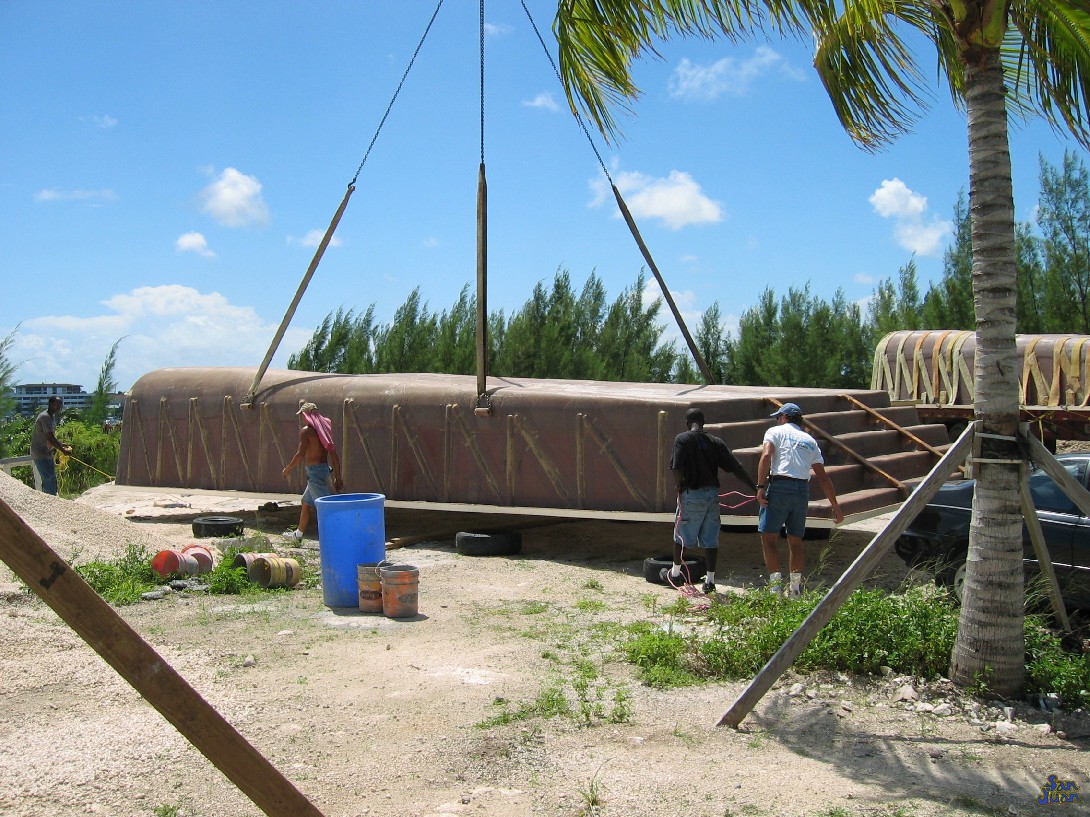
[1028,462,1083,514]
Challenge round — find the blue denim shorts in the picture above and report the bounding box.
[301,464,333,506]
[757,478,810,538]
[673,486,721,549]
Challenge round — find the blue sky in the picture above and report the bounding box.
[1,1,1082,392]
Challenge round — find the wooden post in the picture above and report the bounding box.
[1024,430,1090,516]
[243,184,354,406]
[0,500,327,817]
[611,185,715,385]
[717,423,975,727]
[476,163,488,399]
[1018,461,1072,632]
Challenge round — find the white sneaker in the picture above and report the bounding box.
[767,572,783,595]
[282,529,303,543]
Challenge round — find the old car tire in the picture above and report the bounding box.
[191,515,245,538]
[643,554,707,585]
[952,563,967,603]
[455,530,523,557]
[933,548,969,597]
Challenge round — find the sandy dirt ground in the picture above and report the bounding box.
[0,473,1087,817]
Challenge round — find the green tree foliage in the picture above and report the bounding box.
[596,272,676,382]
[1016,221,1046,333]
[288,306,378,373]
[689,302,728,385]
[867,259,922,339]
[373,288,439,373]
[86,338,122,426]
[0,327,19,418]
[867,154,1090,336]
[433,285,478,374]
[291,269,686,383]
[55,419,119,496]
[0,415,32,464]
[494,270,607,378]
[918,193,975,330]
[1037,150,1090,334]
[725,285,871,389]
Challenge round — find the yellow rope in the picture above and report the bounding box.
[56,452,115,481]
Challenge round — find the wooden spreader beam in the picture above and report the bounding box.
[0,499,328,817]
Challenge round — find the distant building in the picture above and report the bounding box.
[10,383,92,415]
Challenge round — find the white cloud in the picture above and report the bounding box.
[869,178,926,218]
[590,168,722,230]
[483,22,511,36]
[199,167,270,227]
[853,272,876,285]
[176,231,216,257]
[522,92,560,113]
[869,178,952,256]
[81,114,118,129]
[34,188,118,204]
[895,220,951,257]
[668,46,803,101]
[11,285,309,390]
[287,229,343,249]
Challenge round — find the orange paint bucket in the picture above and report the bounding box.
[357,561,390,614]
[379,564,419,619]
[151,550,200,579]
[180,545,214,574]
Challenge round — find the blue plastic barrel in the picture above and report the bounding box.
[313,493,386,607]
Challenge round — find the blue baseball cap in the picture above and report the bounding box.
[770,402,803,418]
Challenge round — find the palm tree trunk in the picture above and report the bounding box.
[949,49,1025,695]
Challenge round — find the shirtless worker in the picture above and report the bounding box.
[282,401,343,542]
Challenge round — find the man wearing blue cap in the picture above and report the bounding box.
[755,402,843,596]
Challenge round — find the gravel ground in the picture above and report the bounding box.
[1,471,1087,817]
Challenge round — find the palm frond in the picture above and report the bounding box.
[554,0,810,142]
[809,0,950,151]
[1006,0,1090,149]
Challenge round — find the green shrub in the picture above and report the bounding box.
[622,585,1089,708]
[1025,617,1090,708]
[74,543,159,605]
[56,420,120,496]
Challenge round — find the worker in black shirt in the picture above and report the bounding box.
[663,407,758,594]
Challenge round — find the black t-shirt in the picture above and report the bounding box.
[670,429,752,492]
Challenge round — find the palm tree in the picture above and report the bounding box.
[553,0,1090,696]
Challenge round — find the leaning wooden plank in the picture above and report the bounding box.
[718,422,975,727]
[1018,461,1072,632]
[0,499,327,817]
[1025,431,1090,518]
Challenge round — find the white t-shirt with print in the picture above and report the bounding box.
[763,422,823,480]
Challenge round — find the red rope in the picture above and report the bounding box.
[719,490,757,510]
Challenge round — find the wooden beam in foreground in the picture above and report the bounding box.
[0,499,327,817]
[1018,461,1072,632]
[718,423,975,727]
